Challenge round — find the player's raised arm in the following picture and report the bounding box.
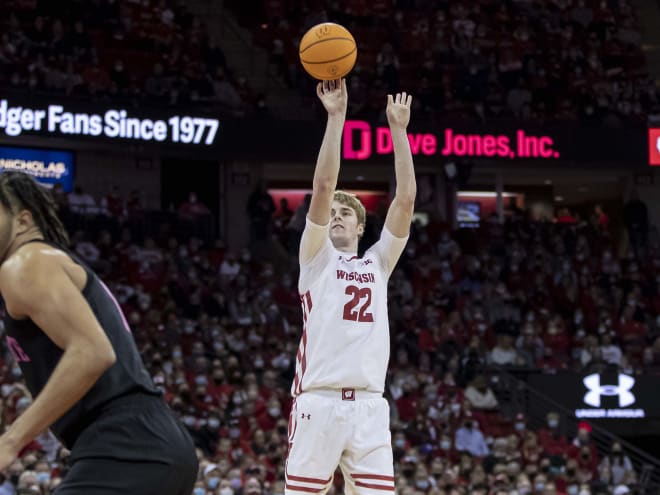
[384,92,416,237]
[300,78,348,264]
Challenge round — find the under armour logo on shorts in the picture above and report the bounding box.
[301,413,311,420]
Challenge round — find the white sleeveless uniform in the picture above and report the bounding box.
[285,218,407,495]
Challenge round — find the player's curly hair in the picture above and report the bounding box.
[0,172,70,246]
[333,190,366,227]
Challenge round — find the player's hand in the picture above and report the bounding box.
[386,92,412,130]
[317,79,347,117]
[0,435,20,471]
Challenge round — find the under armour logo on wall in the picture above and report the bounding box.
[583,373,635,408]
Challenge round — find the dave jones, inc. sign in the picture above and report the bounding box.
[575,373,645,419]
[0,99,219,146]
[343,120,561,160]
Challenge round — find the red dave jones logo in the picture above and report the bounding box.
[648,128,660,166]
[342,121,560,160]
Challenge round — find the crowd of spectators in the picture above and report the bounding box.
[0,0,266,116]
[240,0,655,125]
[3,0,656,125]
[0,183,656,494]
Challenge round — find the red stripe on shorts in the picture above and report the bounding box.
[354,481,395,491]
[286,473,332,485]
[285,484,325,493]
[351,474,396,482]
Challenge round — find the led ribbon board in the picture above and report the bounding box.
[0,99,219,146]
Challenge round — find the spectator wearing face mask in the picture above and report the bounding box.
[537,412,569,457]
[455,413,489,457]
[566,424,598,483]
[436,434,459,463]
[192,480,207,495]
[243,476,263,495]
[531,472,549,495]
[513,413,529,438]
[33,460,51,489]
[521,432,543,465]
[203,464,221,492]
[598,442,635,486]
[411,465,433,492]
[564,458,582,495]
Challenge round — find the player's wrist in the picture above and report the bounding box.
[0,429,23,455]
[388,123,407,132]
[327,112,346,121]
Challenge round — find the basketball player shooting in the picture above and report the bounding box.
[0,172,197,494]
[285,79,416,494]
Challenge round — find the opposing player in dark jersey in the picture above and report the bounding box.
[0,172,198,494]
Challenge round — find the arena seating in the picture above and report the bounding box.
[0,187,653,494]
[234,0,654,123]
[0,0,259,116]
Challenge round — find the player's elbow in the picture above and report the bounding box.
[85,342,117,372]
[395,191,416,211]
[98,347,117,370]
[68,343,116,376]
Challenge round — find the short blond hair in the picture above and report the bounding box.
[333,190,366,227]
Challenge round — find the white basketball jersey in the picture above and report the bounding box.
[292,220,407,396]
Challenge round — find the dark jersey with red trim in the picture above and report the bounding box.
[1,240,160,449]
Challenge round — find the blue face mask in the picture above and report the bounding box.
[194,488,206,495]
[207,477,220,489]
[36,472,51,484]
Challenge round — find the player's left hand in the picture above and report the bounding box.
[386,92,413,129]
[0,435,20,471]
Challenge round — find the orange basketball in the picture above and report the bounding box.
[299,22,357,80]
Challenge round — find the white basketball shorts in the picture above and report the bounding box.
[285,388,395,495]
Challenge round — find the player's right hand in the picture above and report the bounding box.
[317,79,347,117]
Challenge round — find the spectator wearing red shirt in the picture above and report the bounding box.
[207,367,233,402]
[521,431,543,465]
[417,324,437,352]
[395,381,420,422]
[595,204,610,230]
[538,412,570,457]
[101,184,124,218]
[436,434,460,464]
[568,423,599,476]
[178,192,212,220]
[556,208,577,225]
[543,315,572,357]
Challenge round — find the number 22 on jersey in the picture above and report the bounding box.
[300,286,374,324]
[343,285,373,322]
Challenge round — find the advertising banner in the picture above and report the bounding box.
[527,371,660,434]
[648,128,660,165]
[342,120,647,165]
[0,146,74,192]
[0,92,650,166]
[343,121,561,161]
[0,98,220,147]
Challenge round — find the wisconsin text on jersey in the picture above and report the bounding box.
[336,270,376,284]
